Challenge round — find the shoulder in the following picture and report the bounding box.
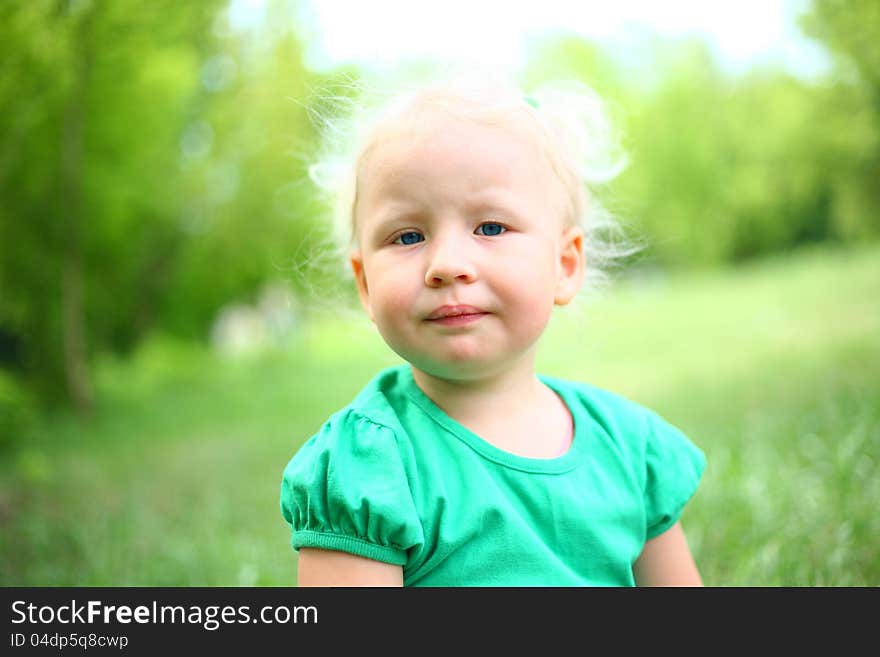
[542,375,658,436]
[295,369,396,458]
[542,375,705,468]
[284,365,412,473]
[545,376,706,538]
[279,365,425,561]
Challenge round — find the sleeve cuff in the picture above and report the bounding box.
[293,530,408,566]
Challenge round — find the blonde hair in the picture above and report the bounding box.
[306,70,639,294]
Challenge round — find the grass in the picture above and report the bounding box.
[1,243,878,586]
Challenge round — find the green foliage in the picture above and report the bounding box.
[525,30,880,269]
[0,368,35,453]
[801,0,880,98]
[0,1,330,404]
[799,0,880,243]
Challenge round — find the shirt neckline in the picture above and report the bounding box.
[398,365,586,474]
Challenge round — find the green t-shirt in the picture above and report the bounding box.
[280,365,705,586]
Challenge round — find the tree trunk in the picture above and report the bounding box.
[59,1,95,414]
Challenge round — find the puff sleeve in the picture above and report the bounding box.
[280,410,424,566]
[642,409,706,539]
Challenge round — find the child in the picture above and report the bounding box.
[280,73,706,586]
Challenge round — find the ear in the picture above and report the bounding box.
[350,251,374,321]
[554,225,585,306]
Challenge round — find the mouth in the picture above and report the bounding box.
[425,305,489,326]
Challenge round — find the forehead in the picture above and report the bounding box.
[358,115,557,204]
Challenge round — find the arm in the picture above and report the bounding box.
[633,521,703,587]
[297,548,404,587]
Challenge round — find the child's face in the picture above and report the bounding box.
[350,117,584,381]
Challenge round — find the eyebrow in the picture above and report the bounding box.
[363,188,529,241]
[463,192,528,223]
[365,204,424,241]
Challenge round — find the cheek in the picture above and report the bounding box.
[497,244,558,295]
[521,286,556,329]
[368,269,418,319]
[495,250,557,324]
[498,268,555,313]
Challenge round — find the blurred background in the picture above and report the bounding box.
[1,0,877,586]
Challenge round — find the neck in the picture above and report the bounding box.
[410,352,544,425]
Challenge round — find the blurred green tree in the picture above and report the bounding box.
[799,0,880,241]
[525,30,880,269]
[0,0,321,412]
[801,0,880,109]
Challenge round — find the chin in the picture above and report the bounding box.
[410,353,512,383]
[391,337,536,382]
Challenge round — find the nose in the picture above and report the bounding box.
[424,231,477,287]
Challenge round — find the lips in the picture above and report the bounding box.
[425,304,487,320]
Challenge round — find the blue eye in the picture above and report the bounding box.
[394,231,424,245]
[476,222,506,236]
